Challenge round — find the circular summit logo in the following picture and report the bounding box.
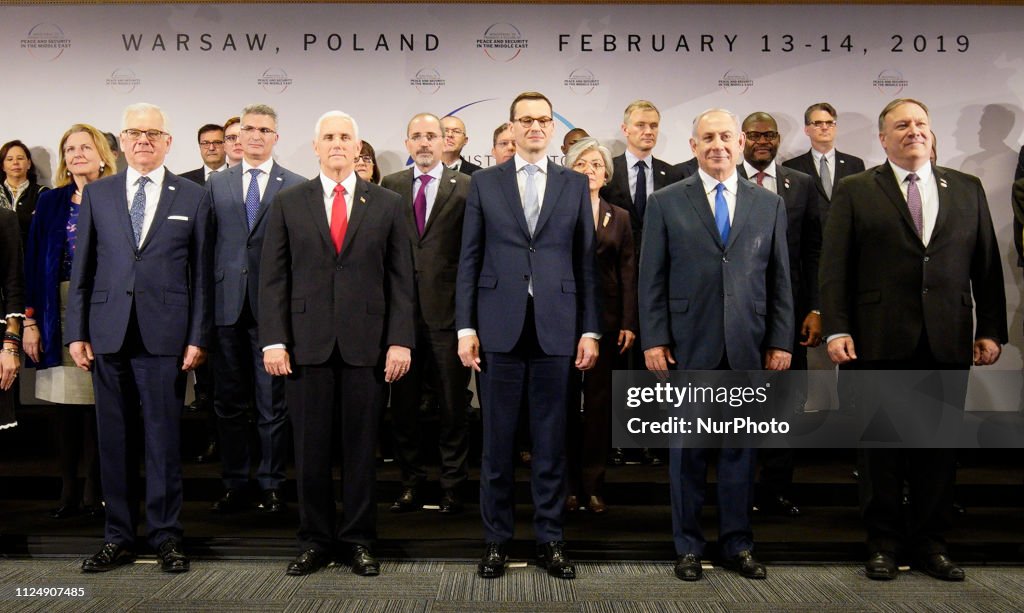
[477,23,528,62]
[564,68,600,96]
[410,68,446,95]
[718,70,754,96]
[106,68,141,94]
[21,23,71,61]
[257,68,293,94]
[873,69,909,96]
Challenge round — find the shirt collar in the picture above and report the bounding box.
[811,148,835,165]
[414,163,444,182]
[514,153,548,174]
[242,158,275,175]
[625,149,652,170]
[697,167,739,195]
[127,165,165,188]
[319,171,357,198]
[742,160,776,180]
[889,159,933,185]
[205,164,228,178]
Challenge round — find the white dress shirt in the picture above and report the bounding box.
[125,165,165,245]
[697,168,738,226]
[205,163,228,182]
[514,153,548,207]
[889,161,938,247]
[625,150,655,202]
[242,158,275,203]
[319,171,357,222]
[413,163,444,223]
[742,160,778,195]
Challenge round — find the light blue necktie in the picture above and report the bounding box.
[715,182,730,244]
[129,176,150,247]
[523,164,540,236]
[245,168,262,230]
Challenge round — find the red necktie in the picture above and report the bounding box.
[755,171,766,187]
[331,183,348,254]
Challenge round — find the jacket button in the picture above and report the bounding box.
[922,288,929,294]
[135,255,141,261]
[126,291,133,296]
[241,267,248,274]
[336,265,343,271]
[523,275,529,281]
[923,256,930,262]
[529,246,536,252]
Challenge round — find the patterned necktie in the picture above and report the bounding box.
[245,168,262,230]
[819,155,833,199]
[413,174,433,237]
[330,183,348,254]
[906,173,923,238]
[523,164,540,235]
[755,171,766,187]
[634,161,648,219]
[130,175,150,247]
[715,183,730,244]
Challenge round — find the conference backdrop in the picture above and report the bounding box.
[4,3,1024,374]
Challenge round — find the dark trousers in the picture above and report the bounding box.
[389,323,470,491]
[758,341,807,499]
[670,447,756,557]
[92,313,185,549]
[54,405,101,506]
[567,334,619,499]
[479,301,571,544]
[289,348,382,553]
[214,301,288,491]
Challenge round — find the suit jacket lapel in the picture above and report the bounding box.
[685,179,722,247]
[115,172,136,248]
[339,177,372,258]
[652,157,670,189]
[596,198,612,237]
[226,165,246,230]
[931,164,952,242]
[423,167,458,237]
[876,162,920,243]
[776,166,793,198]
[728,181,754,250]
[534,163,566,237]
[140,172,179,251]
[302,179,334,254]
[499,163,532,239]
[250,162,286,234]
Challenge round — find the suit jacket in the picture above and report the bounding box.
[674,158,699,180]
[639,174,794,370]
[381,166,470,330]
[209,161,305,327]
[599,154,685,241]
[782,149,865,218]
[2,182,48,243]
[179,167,207,186]
[65,169,213,356]
[258,175,415,367]
[819,162,1007,365]
[456,159,600,356]
[458,156,483,176]
[738,164,822,314]
[1015,145,1023,182]
[594,199,638,334]
[0,207,24,318]
[1012,177,1024,266]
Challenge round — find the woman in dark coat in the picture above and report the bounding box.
[0,206,24,431]
[1,140,49,242]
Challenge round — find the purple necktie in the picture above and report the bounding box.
[906,173,923,238]
[413,174,432,236]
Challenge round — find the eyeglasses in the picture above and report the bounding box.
[744,131,779,142]
[409,133,441,143]
[494,140,515,148]
[240,126,277,135]
[572,160,606,172]
[513,116,553,129]
[443,128,465,136]
[224,135,239,143]
[355,156,374,164]
[809,120,837,129]
[199,140,225,147]
[121,129,168,141]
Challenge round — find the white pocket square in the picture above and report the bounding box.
[168,215,189,221]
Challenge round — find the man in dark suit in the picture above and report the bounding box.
[441,115,482,175]
[491,122,516,166]
[180,124,228,186]
[639,108,793,582]
[259,110,415,577]
[68,103,212,574]
[207,104,304,515]
[782,102,866,220]
[820,98,1006,582]
[738,111,823,518]
[457,91,600,580]
[381,113,471,515]
[600,100,686,246]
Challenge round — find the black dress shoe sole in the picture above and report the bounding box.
[82,555,135,573]
[865,567,897,580]
[160,562,190,573]
[352,565,380,577]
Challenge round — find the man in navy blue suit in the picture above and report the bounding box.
[207,104,305,515]
[639,108,793,582]
[456,91,600,580]
[67,102,212,573]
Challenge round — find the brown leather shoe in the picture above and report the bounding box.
[587,495,607,514]
[565,495,581,513]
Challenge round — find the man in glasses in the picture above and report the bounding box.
[738,111,823,520]
[206,103,305,517]
[68,102,213,574]
[441,115,482,175]
[783,102,866,218]
[491,122,516,165]
[180,124,228,187]
[457,91,600,580]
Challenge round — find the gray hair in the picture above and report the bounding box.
[691,108,740,138]
[241,103,278,126]
[314,110,360,140]
[565,137,614,185]
[122,102,169,133]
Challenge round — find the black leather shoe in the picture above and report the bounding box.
[477,543,508,578]
[759,495,801,517]
[188,393,212,413]
[195,441,218,464]
[50,503,80,519]
[609,448,625,466]
[865,552,898,580]
[287,549,330,576]
[82,542,135,572]
[920,553,965,581]
[389,487,420,513]
[674,554,702,581]
[156,539,190,573]
[211,488,248,513]
[536,541,576,579]
[259,489,285,514]
[349,545,380,576]
[565,495,581,513]
[722,550,767,579]
[438,490,463,514]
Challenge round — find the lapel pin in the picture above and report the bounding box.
[168,185,176,191]
[602,211,611,228]
[939,178,948,188]
[276,177,283,182]
[450,178,457,183]
[360,196,366,203]
[659,170,666,176]
[784,179,790,190]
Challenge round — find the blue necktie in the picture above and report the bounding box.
[523,164,540,235]
[245,168,261,230]
[634,161,648,219]
[715,182,730,244]
[129,176,150,247]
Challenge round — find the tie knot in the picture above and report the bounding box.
[635,161,646,171]
[137,175,150,186]
[907,172,919,184]
[419,174,433,185]
[248,168,261,178]
[333,183,346,196]
[716,182,726,195]
[524,164,539,177]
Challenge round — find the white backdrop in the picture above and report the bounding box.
[4,3,1024,373]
